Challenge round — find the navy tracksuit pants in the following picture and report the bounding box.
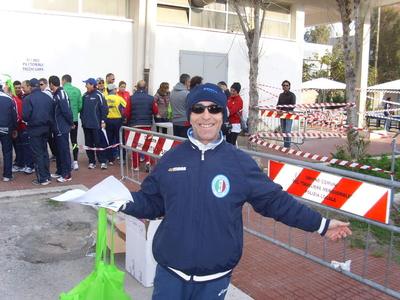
[83,128,106,164]
[152,265,231,300]
[0,133,13,178]
[28,126,50,183]
[105,118,123,160]
[54,132,71,178]
[15,129,34,169]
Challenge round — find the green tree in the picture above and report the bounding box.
[370,5,400,84]
[304,25,332,44]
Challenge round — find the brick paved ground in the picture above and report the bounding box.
[0,133,398,300]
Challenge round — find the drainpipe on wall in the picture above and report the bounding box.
[143,0,156,92]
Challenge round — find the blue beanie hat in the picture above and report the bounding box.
[186,83,228,122]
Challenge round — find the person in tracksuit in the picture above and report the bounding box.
[49,76,74,182]
[116,83,353,300]
[80,78,108,170]
[22,78,53,185]
[0,81,18,182]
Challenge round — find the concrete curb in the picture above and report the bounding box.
[0,184,88,199]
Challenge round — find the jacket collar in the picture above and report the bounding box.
[187,128,223,151]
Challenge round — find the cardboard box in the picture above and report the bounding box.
[93,229,126,253]
[125,215,162,287]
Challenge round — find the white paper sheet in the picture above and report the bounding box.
[51,175,133,211]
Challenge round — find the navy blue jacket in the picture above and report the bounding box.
[122,134,323,277]
[129,89,154,126]
[81,88,108,129]
[22,88,53,127]
[53,87,74,135]
[0,89,17,134]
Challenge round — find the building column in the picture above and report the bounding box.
[130,0,157,94]
[290,3,305,104]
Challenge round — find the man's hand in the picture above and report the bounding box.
[12,130,18,139]
[101,122,106,129]
[324,220,352,241]
[276,110,284,116]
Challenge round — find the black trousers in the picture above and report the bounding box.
[83,128,106,164]
[28,126,50,183]
[70,121,79,161]
[54,132,72,177]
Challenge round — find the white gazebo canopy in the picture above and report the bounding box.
[302,78,346,90]
[367,79,400,90]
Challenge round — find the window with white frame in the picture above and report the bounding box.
[12,0,128,18]
[157,0,291,38]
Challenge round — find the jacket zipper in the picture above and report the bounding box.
[192,148,205,281]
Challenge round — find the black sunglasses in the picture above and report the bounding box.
[190,104,223,114]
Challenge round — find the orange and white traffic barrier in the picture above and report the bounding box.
[249,134,394,175]
[268,161,391,224]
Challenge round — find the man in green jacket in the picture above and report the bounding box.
[62,74,82,170]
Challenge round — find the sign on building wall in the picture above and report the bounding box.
[268,161,391,224]
[22,58,44,72]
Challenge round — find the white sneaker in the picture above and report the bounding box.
[24,167,35,174]
[100,163,107,169]
[51,173,61,178]
[57,175,72,182]
[88,163,96,169]
[131,167,140,171]
[3,176,14,182]
[12,166,22,172]
[72,161,79,170]
[145,162,151,173]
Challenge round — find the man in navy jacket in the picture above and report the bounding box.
[80,78,108,170]
[49,76,74,182]
[0,81,18,182]
[126,80,158,172]
[118,83,352,300]
[22,78,53,185]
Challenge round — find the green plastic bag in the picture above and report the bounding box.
[59,208,132,300]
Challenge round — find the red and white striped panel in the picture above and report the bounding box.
[125,131,181,156]
[268,161,391,224]
[261,110,301,120]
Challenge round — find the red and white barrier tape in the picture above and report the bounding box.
[257,132,346,138]
[258,83,400,94]
[364,113,400,121]
[307,120,392,138]
[256,85,280,97]
[249,135,393,175]
[76,143,121,151]
[258,83,302,92]
[261,110,302,120]
[258,103,356,109]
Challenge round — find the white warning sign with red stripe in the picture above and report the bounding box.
[125,131,181,156]
[268,161,391,224]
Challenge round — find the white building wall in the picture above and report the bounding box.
[0,10,135,93]
[0,9,135,148]
[153,24,304,116]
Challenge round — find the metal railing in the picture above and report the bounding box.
[119,126,400,298]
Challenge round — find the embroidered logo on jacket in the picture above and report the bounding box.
[211,175,230,198]
[168,167,186,172]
